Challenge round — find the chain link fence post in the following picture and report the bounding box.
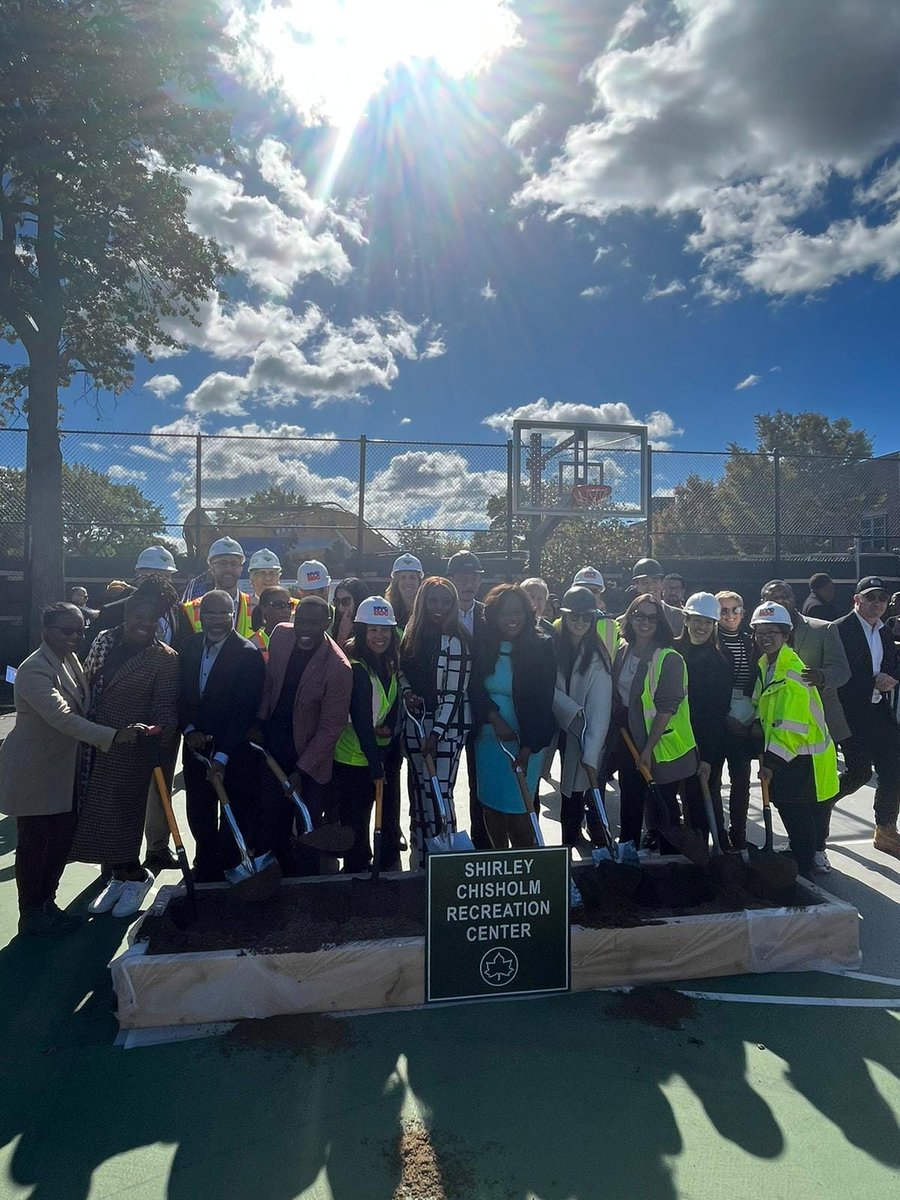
[645,444,654,558]
[505,440,514,580]
[773,447,781,571]
[193,433,203,570]
[356,434,367,571]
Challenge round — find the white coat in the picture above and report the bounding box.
[552,650,613,796]
[0,644,117,817]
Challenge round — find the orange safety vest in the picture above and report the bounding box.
[183,592,254,639]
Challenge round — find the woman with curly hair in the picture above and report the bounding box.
[70,578,180,919]
[399,576,471,864]
[469,584,557,849]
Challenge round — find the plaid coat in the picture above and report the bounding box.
[69,634,179,865]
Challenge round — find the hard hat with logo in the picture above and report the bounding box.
[296,559,330,590]
[391,553,424,575]
[355,596,397,626]
[632,557,663,579]
[749,602,793,627]
[248,548,281,572]
[134,546,177,573]
[560,586,600,615]
[207,536,245,562]
[572,566,605,589]
[683,592,721,621]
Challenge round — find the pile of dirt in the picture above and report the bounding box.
[139,862,820,956]
[388,1121,474,1200]
[220,1012,357,1060]
[607,985,699,1030]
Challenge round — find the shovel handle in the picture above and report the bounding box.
[621,727,654,783]
[759,760,774,853]
[252,742,315,834]
[153,766,186,853]
[371,777,384,881]
[698,774,723,856]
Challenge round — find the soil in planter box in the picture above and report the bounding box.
[141,862,821,956]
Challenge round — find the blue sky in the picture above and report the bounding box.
[22,0,900,527]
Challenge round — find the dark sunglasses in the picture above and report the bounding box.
[264,599,292,609]
[631,612,659,624]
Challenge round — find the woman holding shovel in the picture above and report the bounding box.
[612,594,698,851]
[331,597,402,873]
[399,577,471,865]
[470,585,557,849]
[749,602,839,878]
[551,586,613,850]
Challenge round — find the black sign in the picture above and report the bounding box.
[425,847,570,1003]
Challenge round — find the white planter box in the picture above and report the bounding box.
[111,874,861,1030]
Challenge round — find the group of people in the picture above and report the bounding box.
[2,538,900,938]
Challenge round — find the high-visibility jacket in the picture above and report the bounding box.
[334,661,399,767]
[248,628,270,661]
[183,592,254,639]
[752,644,838,802]
[640,647,697,764]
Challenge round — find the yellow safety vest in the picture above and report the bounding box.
[183,592,254,639]
[640,647,697,764]
[752,644,838,802]
[334,661,398,767]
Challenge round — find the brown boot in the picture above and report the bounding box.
[873,824,900,859]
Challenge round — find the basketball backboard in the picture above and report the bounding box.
[512,419,649,519]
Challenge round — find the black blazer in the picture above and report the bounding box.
[834,611,898,729]
[469,631,557,753]
[178,630,266,757]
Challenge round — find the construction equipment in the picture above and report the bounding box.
[404,700,474,854]
[191,751,282,901]
[620,728,709,866]
[250,743,354,856]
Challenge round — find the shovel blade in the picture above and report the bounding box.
[298,823,355,855]
[225,853,282,902]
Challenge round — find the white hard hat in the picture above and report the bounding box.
[248,548,281,572]
[750,602,793,627]
[573,566,605,589]
[355,596,397,626]
[392,553,424,575]
[296,559,330,590]
[208,536,245,562]
[134,546,177,573]
[683,591,721,621]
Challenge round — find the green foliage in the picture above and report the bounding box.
[216,487,311,526]
[398,522,468,562]
[0,462,168,557]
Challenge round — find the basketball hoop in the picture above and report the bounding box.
[571,483,612,508]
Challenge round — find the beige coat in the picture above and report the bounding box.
[0,644,117,817]
[552,654,613,795]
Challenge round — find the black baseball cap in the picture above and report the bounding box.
[857,576,887,596]
[447,550,483,575]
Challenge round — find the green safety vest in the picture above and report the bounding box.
[640,647,697,764]
[334,661,398,767]
[752,644,839,802]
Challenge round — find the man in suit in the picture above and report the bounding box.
[759,580,850,747]
[179,590,266,881]
[257,595,352,874]
[447,550,490,849]
[831,577,900,861]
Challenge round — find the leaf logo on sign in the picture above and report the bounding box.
[480,947,518,987]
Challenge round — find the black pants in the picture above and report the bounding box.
[483,807,537,849]
[15,809,78,915]
[465,735,491,850]
[722,732,753,848]
[835,702,900,828]
[772,800,816,878]
[258,765,332,878]
[182,746,258,881]
[680,757,727,845]
[332,756,402,874]
[617,750,681,849]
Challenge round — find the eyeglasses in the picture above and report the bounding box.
[631,612,659,625]
[720,606,743,615]
[565,612,594,623]
[264,600,291,610]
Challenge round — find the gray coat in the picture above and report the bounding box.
[791,614,851,743]
[613,645,699,785]
[0,644,117,817]
[552,653,613,795]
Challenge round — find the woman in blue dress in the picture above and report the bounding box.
[470,584,558,848]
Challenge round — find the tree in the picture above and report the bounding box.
[0,1,232,633]
[652,411,883,557]
[216,487,310,527]
[1,462,168,558]
[397,522,467,563]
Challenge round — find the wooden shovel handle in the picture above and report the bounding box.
[153,766,186,853]
[373,777,384,830]
[621,727,654,783]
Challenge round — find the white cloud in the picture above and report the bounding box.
[516,0,900,297]
[480,280,498,301]
[364,449,508,529]
[580,285,609,299]
[185,372,249,415]
[483,398,683,449]
[184,164,352,297]
[505,103,548,167]
[399,417,412,425]
[143,374,182,400]
[108,465,148,482]
[769,365,782,372]
[644,279,686,301]
[422,338,446,359]
[735,374,760,391]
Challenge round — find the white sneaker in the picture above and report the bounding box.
[111,872,155,918]
[88,879,126,914]
[813,850,832,873]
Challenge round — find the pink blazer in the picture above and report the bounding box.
[259,625,352,784]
